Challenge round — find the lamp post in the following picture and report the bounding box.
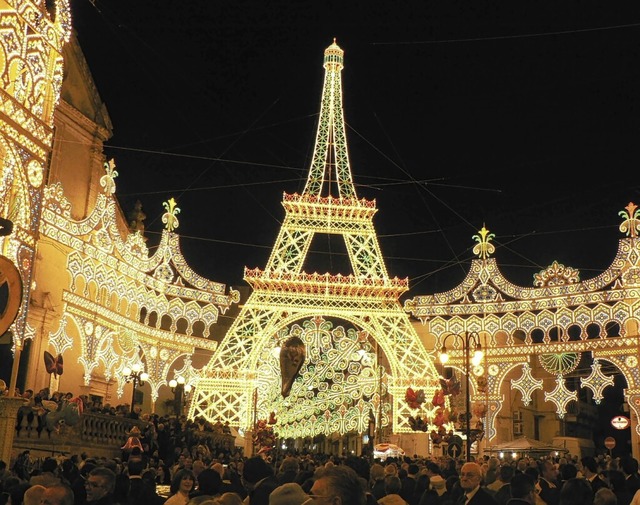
[169,376,192,416]
[439,332,483,462]
[122,363,149,415]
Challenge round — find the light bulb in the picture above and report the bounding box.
[177,376,185,385]
[169,379,177,388]
[140,372,149,381]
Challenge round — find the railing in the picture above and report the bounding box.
[14,406,146,459]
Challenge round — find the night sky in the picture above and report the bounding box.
[71,1,640,300]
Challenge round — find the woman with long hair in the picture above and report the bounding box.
[164,469,195,505]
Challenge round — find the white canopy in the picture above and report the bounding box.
[485,436,569,455]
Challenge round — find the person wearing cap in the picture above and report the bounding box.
[268,483,307,505]
[430,475,447,497]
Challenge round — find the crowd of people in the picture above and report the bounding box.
[2,444,640,505]
[7,387,640,505]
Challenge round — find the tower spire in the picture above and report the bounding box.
[303,39,356,199]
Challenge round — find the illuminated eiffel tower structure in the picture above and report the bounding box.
[191,40,440,439]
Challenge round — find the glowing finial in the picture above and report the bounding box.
[162,198,181,232]
[472,225,496,259]
[619,202,640,238]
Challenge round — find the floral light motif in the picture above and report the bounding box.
[619,202,640,238]
[472,226,495,260]
[99,159,118,195]
[162,198,181,232]
[533,261,580,287]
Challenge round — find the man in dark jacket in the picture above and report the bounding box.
[621,457,640,497]
[538,459,560,505]
[84,467,118,505]
[241,456,279,505]
[400,463,419,502]
[507,473,537,505]
[581,457,609,494]
[459,463,498,505]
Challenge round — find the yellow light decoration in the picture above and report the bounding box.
[0,0,71,348]
[190,40,442,437]
[36,160,239,402]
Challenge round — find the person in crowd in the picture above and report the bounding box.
[437,475,462,505]
[0,460,10,490]
[538,460,560,505]
[506,473,536,505]
[211,464,244,498]
[430,474,447,499]
[523,467,546,505]
[559,478,594,505]
[23,485,46,505]
[458,462,497,505]
[443,461,459,480]
[41,484,75,505]
[485,460,500,488]
[558,463,578,489]
[191,461,206,482]
[370,464,387,501]
[606,470,631,505]
[241,456,278,505]
[266,483,307,505]
[412,475,436,505]
[85,467,118,505]
[401,464,420,503]
[125,458,146,505]
[621,459,640,498]
[165,469,196,505]
[581,458,610,494]
[10,482,32,505]
[308,465,367,505]
[488,466,514,496]
[71,461,97,505]
[275,458,299,485]
[189,469,222,504]
[12,451,31,481]
[30,457,61,487]
[378,475,408,505]
[594,489,618,505]
[215,493,244,505]
[136,469,166,505]
[61,459,80,487]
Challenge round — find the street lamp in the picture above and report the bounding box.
[122,363,149,415]
[169,376,192,415]
[439,331,483,462]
